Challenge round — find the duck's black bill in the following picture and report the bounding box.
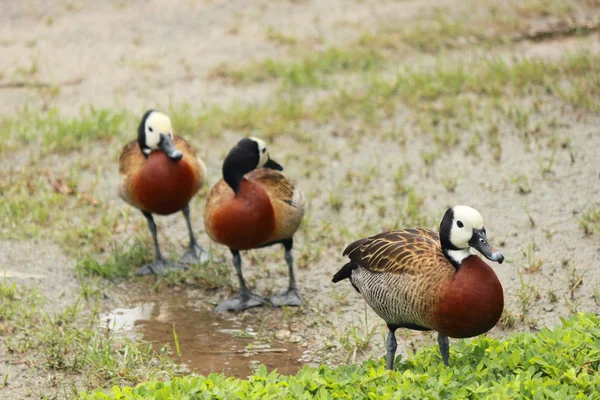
[264,157,283,171]
[159,134,183,161]
[469,229,504,264]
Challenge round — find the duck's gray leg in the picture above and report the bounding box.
[179,204,211,265]
[269,239,303,307]
[215,249,270,312]
[385,327,398,370]
[138,211,187,275]
[437,332,450,366]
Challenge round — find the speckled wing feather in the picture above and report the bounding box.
[173,136,205,190]
[246,167,305,243]
[246,168,297,207]
[343,229,445,275]
[342,229,452,329]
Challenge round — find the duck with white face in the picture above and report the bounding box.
[138,112,183,160]
[439,205,505,268]
[333,205,505,368]
[119,110,209,275]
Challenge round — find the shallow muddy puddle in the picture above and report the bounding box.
[101,295,305,378]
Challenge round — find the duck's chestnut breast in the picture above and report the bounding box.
[208,179,275,250]
[434,255,504,338]
[135,151,196,215]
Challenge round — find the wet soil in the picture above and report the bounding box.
[102,295,305,378]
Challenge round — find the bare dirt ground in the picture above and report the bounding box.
[1,0,600,398]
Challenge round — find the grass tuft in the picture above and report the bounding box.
[577,204,600,236]
[0,280,43,332]
[210,47,382,87]
[76,239,151,281]
[0,107,128,154]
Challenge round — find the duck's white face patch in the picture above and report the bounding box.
[250,136,269,167]
[143,111,173,154]
[449,205,484,249]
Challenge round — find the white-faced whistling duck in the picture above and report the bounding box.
[203,137,305,312]
[119,110,209,275]
[333,205,504,368]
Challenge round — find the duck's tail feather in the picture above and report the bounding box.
[332,262,358,283]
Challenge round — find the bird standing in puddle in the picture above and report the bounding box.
[204,137,305,312]
[119,110,210,275]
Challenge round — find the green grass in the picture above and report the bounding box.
[80,313,600,399]
[158,255,232,290]
[324,52,598,114]
[0,164,123,256]
[0,166,73,239]
[265,26,299,46]
[0,106,128,155]
[2,51,596,163]
[212,0,596,88]
[76,238,232,290]
[395,0,583,53]
[160,51,599,157]
[577,204,600,236]
[76,239,152,281]
[210,47,382,87]
[0,280,43,332]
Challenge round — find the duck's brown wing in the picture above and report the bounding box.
[119,140,144,176]
[343,229,446,275]
[246,168,305,243]
[342,229,453,330]
[118,140,145,207]
[173,136,197,157]
[246,168,303,208]
[173,135,205,190]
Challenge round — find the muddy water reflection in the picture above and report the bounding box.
[103,296,304,378]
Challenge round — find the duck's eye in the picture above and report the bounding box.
[262,148,266,154]
[457,221,464,228]
[148,127,154,132]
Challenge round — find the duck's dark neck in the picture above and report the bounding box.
[137,110,153,158]
[224,170,244,194]
[222,144,260,194]
[439,213,462,270]
[223,160,254,194]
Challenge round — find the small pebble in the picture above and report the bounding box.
[275,329,291,340]
[289,334,302,343]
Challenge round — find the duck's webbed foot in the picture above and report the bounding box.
[215,290,270,313]
[138,259,187,276]
[269,288,303,307]
[179,243,212,265]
